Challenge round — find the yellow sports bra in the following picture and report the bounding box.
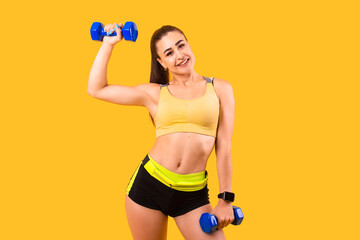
[154,76,220,138]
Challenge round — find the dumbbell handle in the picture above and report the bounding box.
[98,28,117,37]
[199,206,244,234]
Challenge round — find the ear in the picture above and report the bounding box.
[157,58,166,69]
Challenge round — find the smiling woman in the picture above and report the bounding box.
[88,23,235,240]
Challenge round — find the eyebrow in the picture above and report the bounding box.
[163,40,184,54]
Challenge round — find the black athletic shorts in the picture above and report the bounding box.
[126,154,210,217]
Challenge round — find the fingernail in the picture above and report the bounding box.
[116,24,119,28]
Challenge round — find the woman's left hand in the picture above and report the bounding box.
[211,199,235,230]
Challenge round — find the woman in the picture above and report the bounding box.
[88,22,235,240]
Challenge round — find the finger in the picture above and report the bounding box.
[104,24,112,35]
[114,26,123,40]
[217,219,225,230]
[105,23,117,35]
[113,23,122,35]
[219,217,231,229]
[224,218,232,228]
[109,23,117,35]
[226,216,234,227]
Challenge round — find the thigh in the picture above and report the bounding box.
[174,204,226,240]
[125,195,168,240]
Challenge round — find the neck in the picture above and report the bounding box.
[170,71,202,86]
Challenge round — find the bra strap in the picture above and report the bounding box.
[161,77,214,87]
[204,76,215,85]
[160,83,169,88]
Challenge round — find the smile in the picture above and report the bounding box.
[177,58,190,67]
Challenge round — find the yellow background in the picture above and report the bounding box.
[1,0,359,239]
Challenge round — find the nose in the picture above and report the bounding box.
[174,49,184,60]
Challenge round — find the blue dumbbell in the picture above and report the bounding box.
[90,22,138,42]
[199,206,244,234]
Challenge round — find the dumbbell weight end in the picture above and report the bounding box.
[233,207,244,225]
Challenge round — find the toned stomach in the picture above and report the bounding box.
[148,132,216,174]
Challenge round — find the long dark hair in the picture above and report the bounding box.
[149,25,188,125]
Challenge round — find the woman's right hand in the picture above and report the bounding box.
[103,23,124,47]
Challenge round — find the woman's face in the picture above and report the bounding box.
[156,31,195,74]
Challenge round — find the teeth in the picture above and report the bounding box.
[178,58,189,66]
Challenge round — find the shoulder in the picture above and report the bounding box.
[134,82,163,104]
[135,82,161,90]
[212,78,234,101]
[134,82,162,94]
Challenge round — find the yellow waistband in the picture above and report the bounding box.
[144,154,208,192]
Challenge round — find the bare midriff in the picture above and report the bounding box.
[148,132,216,174]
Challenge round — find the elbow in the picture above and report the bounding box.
[87,88,97,98]
[87,83,99,97]
[215,140,232,153]
[215,144,232,160]
[87,89,94,97]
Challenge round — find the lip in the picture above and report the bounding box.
[177,58,190,67]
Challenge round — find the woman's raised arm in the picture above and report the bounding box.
[87,23,153,107]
